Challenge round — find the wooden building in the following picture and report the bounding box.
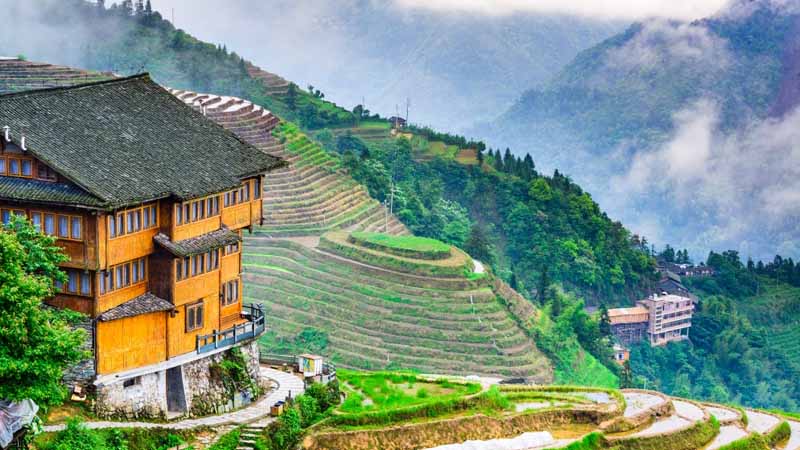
[0,74,284,417]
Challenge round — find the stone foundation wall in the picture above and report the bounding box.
[95,341,262,420]
[95,371,167,420]
[184,341,262,416]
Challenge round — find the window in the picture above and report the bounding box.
[67,271,78,293]
[44,214,55,235]
[224,242,240,255]
[31,212,42,232]
[222,183,252,208]
[222,279,239,306]
[99,257,147,295]
[123,377,141,388]
[80,273,91,295]
[21,160,32,177]
[116,213,124,236]
[176,250,219,281]
[8,158,19,175]
[32,212,81,240]
[176,196,219,226]
[71,217,81,239]
[0,158,5,174]
[1,210,9,224]
[37,164,57,181]
[254,178,261,199]
[58,215,69,238]
[109,204,157,238]
[186,301,204,332]
[55,269,92,297]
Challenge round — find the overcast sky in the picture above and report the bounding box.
[151,0,732,24]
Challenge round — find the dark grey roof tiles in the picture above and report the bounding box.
[154,227,240,257]
[96,292,174,322]
[0,176,104,207]
[0,74,284,209]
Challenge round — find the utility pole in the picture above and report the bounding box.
[383,200,389,232]
[171,8,175,26]
[406,98,410,123]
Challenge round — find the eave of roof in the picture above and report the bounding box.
[96,293,173,322]
[0,176,106,208]
[154,228,241,258]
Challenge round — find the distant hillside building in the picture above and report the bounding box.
[657,261,716,278]
[609,293,695,347]
[0,74,283,418]
[389,116,407,129]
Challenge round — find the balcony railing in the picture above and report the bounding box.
[196,304,266,354]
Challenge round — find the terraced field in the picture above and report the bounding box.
[245,62,292,97]
[170,90,408,237]
[0,57,112,94]
[305,380,800,450]
[242,237,552,380]
[330,122,393,143]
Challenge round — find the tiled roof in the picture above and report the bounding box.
[0,58,113,94]
[97,293,173,322]
[0,176,104,207]
[0,74,284,209]
[154,228,240,257]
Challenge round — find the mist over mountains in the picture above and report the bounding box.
[476,0,800,261]
[146,0,622,132]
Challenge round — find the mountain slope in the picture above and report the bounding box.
[478,0,800,261]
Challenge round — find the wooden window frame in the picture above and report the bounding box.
[221,278,239,307]
[32,211,82,241]
[99,257,147,295]
[57,269,92,297]
[108,203,158,239]
[175,195,220,227]
[186,301,204,332]
[36,163,57,182]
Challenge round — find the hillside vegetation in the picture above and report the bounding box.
[630,252,800,412]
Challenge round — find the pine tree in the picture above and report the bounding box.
[96,0,105,10]
[509,269,518,290]
[120,0,133,15]
[476,148,484,167]
[135,0,144,15]
[503,148,513,173]
[550,291,562,318]
[599,303,612,338]
[145,0,152,14]
[493,151,504,172]
[537,266,550,305]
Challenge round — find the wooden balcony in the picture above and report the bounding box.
[195,303,265,354]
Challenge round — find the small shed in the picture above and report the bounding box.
[297,354,324,378]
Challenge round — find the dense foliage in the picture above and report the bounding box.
[629,251,800,412]
[342,137,657,305]
[0,216,85,407]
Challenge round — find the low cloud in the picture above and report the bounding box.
[393,0,730,21]
[608,99,800,260]
[605,20,732,73]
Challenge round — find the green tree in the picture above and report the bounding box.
[0,216,86,407]
[285,83,299,111]
[538,266,551,305]
[463,224,496,267]
[599,303,612,338]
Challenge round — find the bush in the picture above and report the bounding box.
[45,419,107,450]
[271,408,302,449]
[296,395,320,427]
[207,427,241,450]
[305,381,341,412]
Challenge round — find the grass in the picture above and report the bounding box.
[338,370,481,414]
[320,231,475,278]
[349,231,451,259]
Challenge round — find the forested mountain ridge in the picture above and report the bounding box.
[477,0,800,262]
